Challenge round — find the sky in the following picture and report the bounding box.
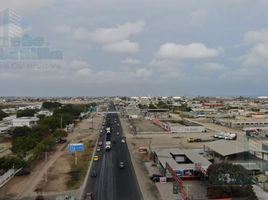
[0,0,268,97]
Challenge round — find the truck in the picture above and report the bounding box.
[105,141,111,150]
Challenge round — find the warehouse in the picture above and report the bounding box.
[152,148,211,178]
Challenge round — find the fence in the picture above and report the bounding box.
[0,168,21,188]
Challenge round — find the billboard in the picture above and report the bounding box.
[68,143,84,152]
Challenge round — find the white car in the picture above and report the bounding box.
[121,139,125,143]
[117,132,120,136]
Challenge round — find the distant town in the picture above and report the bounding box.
[0,96,268,200]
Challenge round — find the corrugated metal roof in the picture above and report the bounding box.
[204,140,247,156]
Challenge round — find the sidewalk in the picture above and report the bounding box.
[253,184,268,200]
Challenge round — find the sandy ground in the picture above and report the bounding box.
[0,114,103,199]
[131,119,165,133]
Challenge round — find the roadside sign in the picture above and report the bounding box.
[68,143,84,152]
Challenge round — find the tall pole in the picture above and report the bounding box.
[61,115,63,129]
[45,151,48,183]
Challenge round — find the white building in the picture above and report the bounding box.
[12,117,39,128]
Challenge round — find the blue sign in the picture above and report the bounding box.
[68,143,84,152]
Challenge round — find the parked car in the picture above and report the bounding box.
[96,147,101,152]
[150,174,162,180]
[16,169,30,176]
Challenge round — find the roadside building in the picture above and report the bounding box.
[152,148,211,178]
[213,118,268,129]
[12,117,39,128]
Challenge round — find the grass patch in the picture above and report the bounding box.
[66,139,95,189]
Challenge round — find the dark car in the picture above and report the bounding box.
[16,169,30,176]
[150,174,162,180]
[90,170,97,178]
[119,161,125,169]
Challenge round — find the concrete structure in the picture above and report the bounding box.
[143,109,170,119]
[213,118,268,129]
[152,148,211,178]
[12,117,39,127]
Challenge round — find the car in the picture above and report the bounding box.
[96,147,101,152]
[149,174,161,180]
[116,132,120,136]
[121,139,125,143]
[90,170,97,178]
[85,193,93,200]
[98,141,103,146]
[93,155,99,161]
[152,177,160,182]
[119,161,125,169]
[112,140,116,144]
[16,169,30,176]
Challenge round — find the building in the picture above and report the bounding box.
[12,117,39,128]
[0,9,22,47]
[152,148,211,178]
[213,118,268,129]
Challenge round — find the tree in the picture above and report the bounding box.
[16,109,37,118]
[0,156,27,171]
[53,129,67,140]
[148,103,157,109]
[0,110,8,120]
[157,100,169,109]
[42,101,62,110]
[11,126,32,138]
[207,162,257,200]
[11,136,37,157]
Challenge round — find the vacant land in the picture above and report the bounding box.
[132,119,165,133]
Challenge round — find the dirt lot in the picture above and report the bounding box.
[131,119,165,133]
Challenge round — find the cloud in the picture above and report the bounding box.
[132,68,152,79]
[91,20,145,44]
[190,9,206,27]
[242,28,268,68]
[54,25,71,34]
[122,58,140,65]
[157,43,222,60]
[200,63,226,71]
[243,43,268,67]
[73,27,91,41]
[76,68,92,77]
[0,0,54,15]
[244,28,268,44]
[103,40,139,54]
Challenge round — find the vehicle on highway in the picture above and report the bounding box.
[96,146,101,152]
[98,141,103,146]
[116,132,120,136]
[105,141,111,150]
[93,155,99,161]
[90,170,97,178]
[85,193,93,200]
[55,195,76,200]
[117,123,120,127]
[119,161,125,169]
[121,139,125,143]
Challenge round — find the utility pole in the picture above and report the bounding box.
[45,151,48,183]
[60,115,63,129]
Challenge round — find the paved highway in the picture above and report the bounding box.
[82,102,142,200]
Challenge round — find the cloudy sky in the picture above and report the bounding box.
[0,0,268,97]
